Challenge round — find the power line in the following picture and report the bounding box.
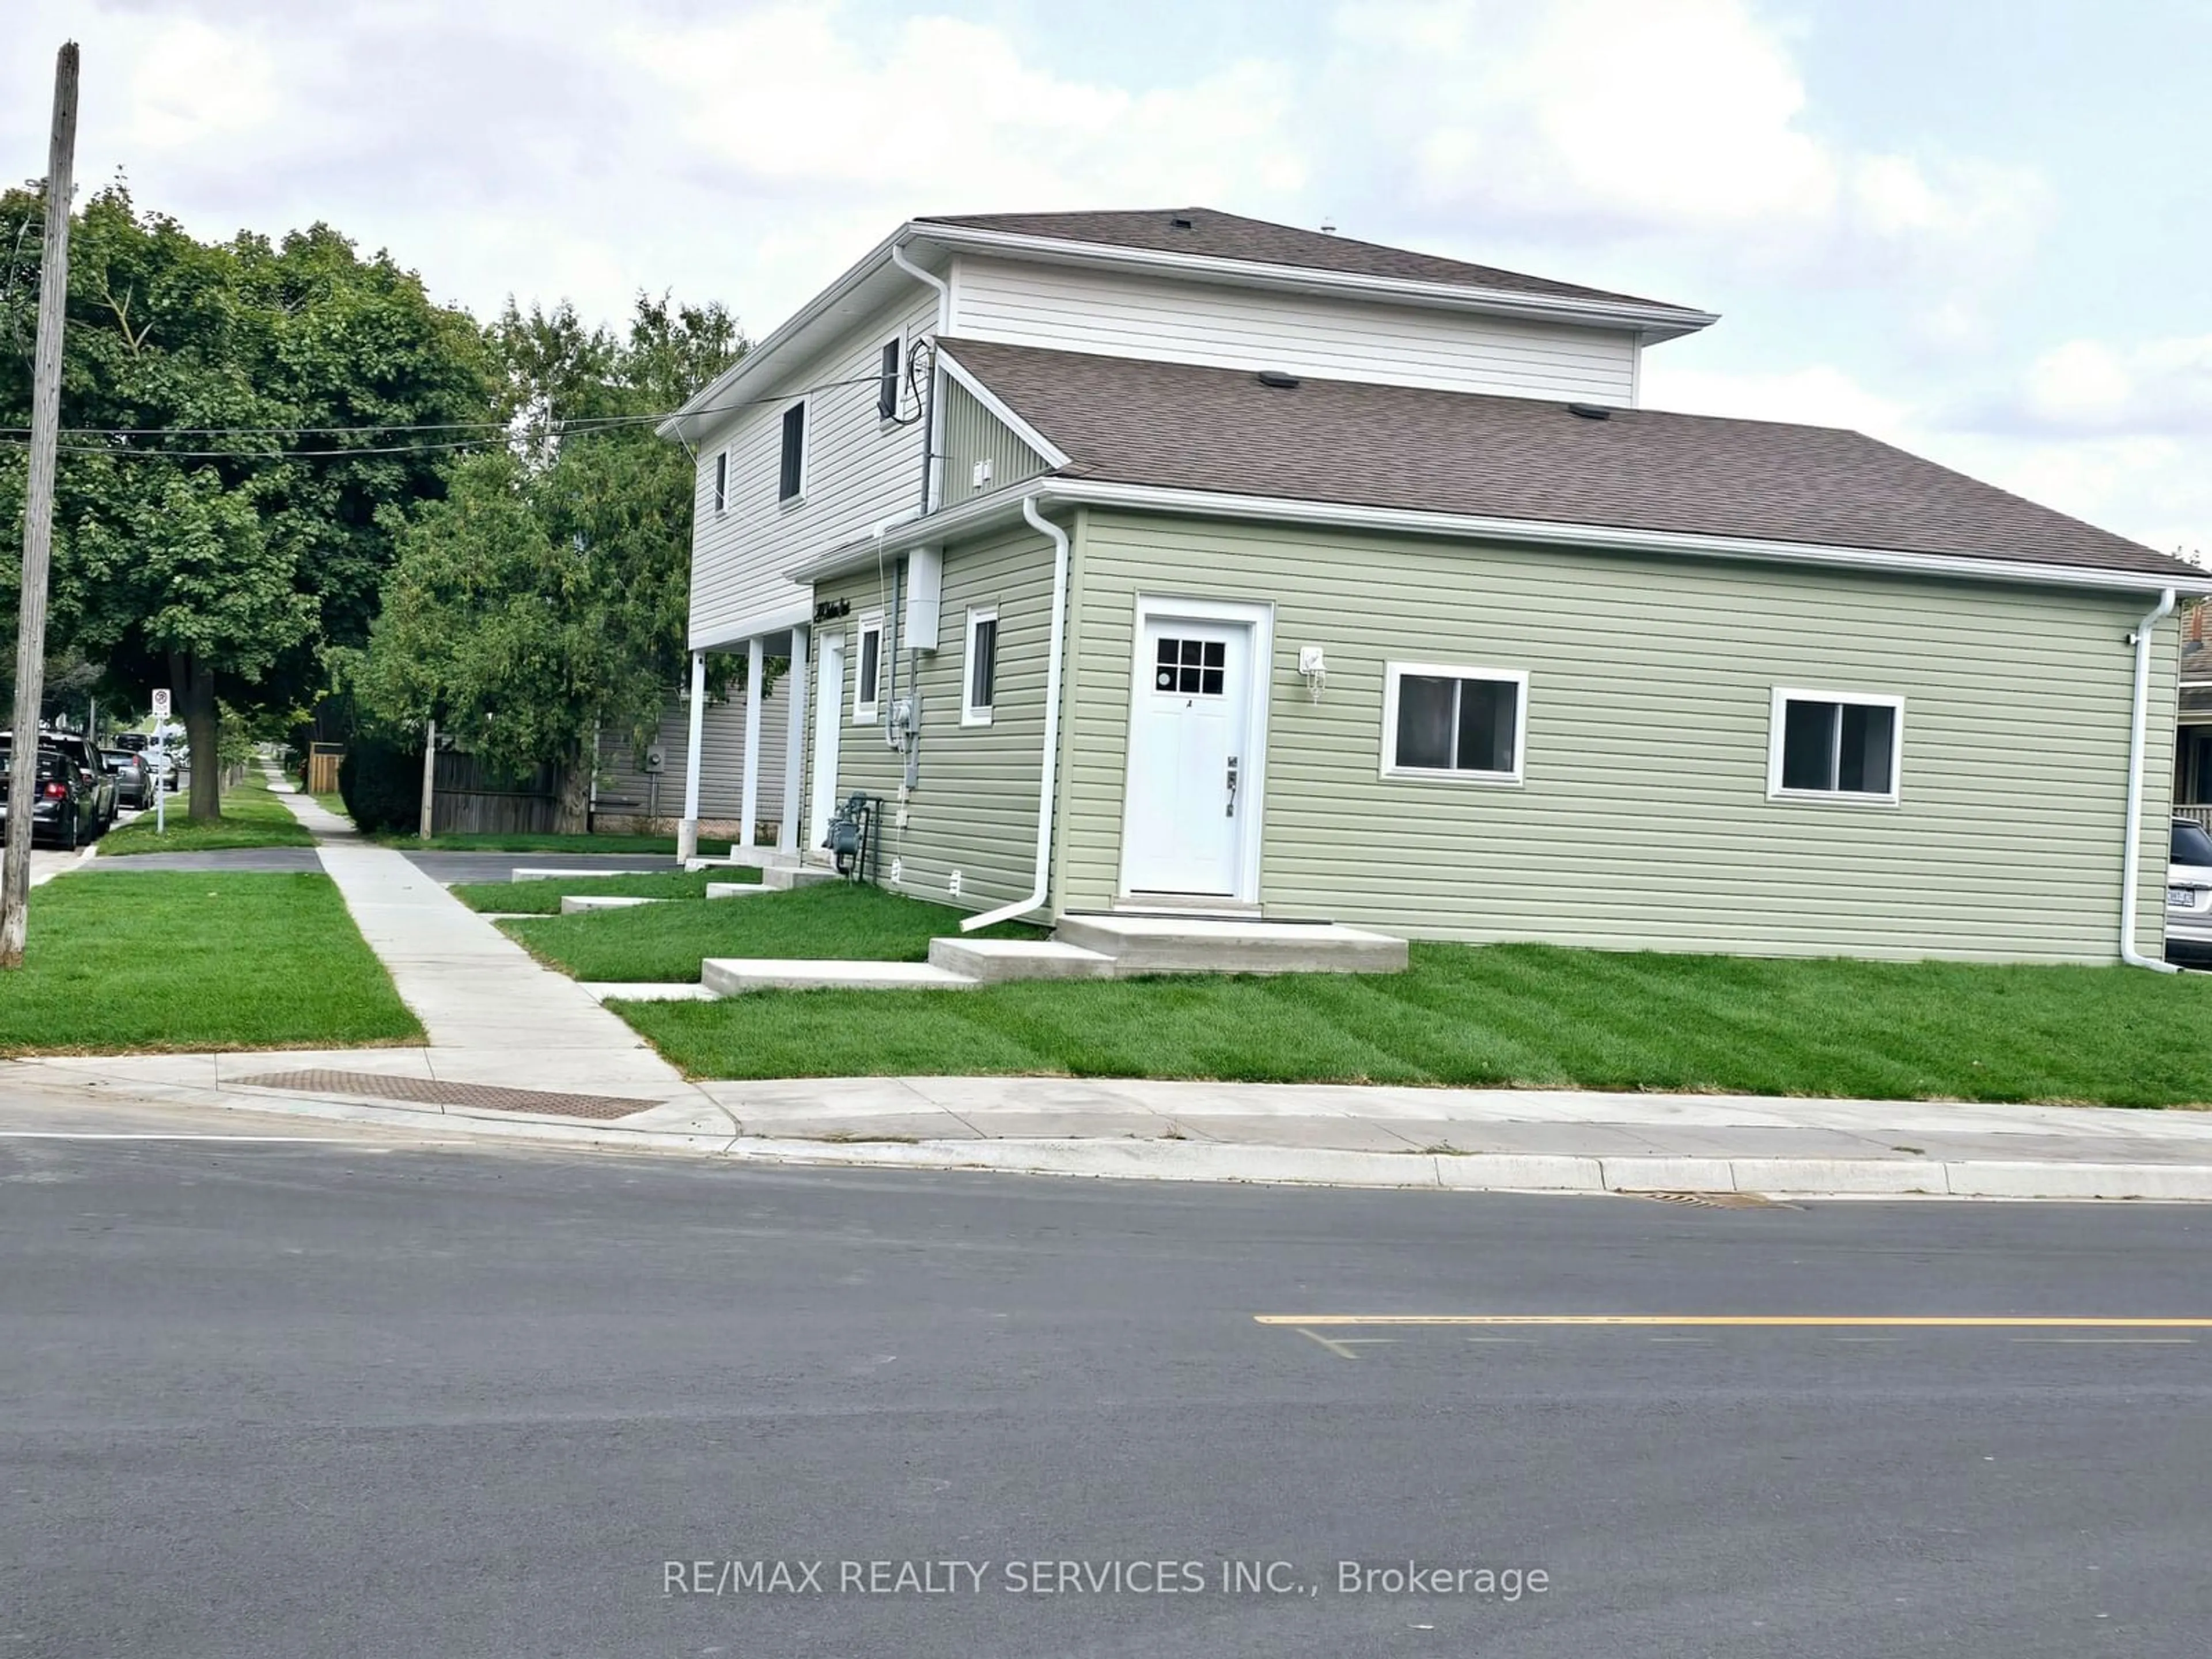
[0,366,898,448]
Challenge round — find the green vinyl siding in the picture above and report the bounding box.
[936,380,1051,507]
[809,521,1057,913]
[1054,509,2175,964]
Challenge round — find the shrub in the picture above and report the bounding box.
[338,735,422,834]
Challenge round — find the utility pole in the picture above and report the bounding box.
[418,719,436,839]
[1,43,79,971]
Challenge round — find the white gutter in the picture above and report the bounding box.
[2121,586,2180,972]
[828,478,2212,600]
[914,222,1719,340]
[960,497,1070,933]
[889,240,950,334]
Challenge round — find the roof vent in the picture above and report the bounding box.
[1170,215,1195,230]
[1567,402,1612,420]
[1256,370,1301,389]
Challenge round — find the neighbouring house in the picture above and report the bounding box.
[2173,600,2212,830]
[590,684,788,842]
[660,207,2206,964]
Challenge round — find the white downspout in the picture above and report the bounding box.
[962,495,1068,933]
[2122,586,2179,971]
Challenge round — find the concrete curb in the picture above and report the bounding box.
[86,1078,2212,1202]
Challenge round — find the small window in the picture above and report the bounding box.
[1768,689,1902,803]
[1381,663,1527,784]
[853,617,883,721]
[877,339,902,421]
[712,450,728,514]
[778,402,806,502]
[964,609,998,725]
[1153,636,1227,697]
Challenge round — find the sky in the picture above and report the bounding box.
[6,0,2209,556]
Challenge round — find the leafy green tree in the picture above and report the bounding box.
[1,182,491,819]
[357,296,744,830]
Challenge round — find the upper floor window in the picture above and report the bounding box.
[712,450,728,514]
[778,402,806,502]
[1768,688,1902,804]
[878,338,902,421]
[1381,662,1527,785]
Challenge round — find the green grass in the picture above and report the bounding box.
[370,830,734,855]
[611,941,2212,1108]
[450,866,757,915]
[97,768,313,855]
[0,872,421,1055]
[310,790,349,819]
[503,882,1044,982]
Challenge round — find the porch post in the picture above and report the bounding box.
[780,624,809,857]
[677,649,706,863]
[740,635,765,852]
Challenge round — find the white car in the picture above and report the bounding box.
[2166,817,2212,963]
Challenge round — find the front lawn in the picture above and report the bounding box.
[98,768,314,856]
[503,882,1044,982]
[0,872,421,1055]
[372,830,733,855]
[450,866,757,915]
[612,941,2212,1108]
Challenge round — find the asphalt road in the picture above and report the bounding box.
[5,1094,2211,1658]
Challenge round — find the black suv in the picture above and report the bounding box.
[0,739,100,848]
[39,732,118,834]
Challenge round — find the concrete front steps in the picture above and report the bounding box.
[702,958,980,995]
[560,894,667,915]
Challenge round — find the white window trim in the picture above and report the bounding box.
[961,607,998,726]
[712,449,728,516]
[877,329,906,427]
[1766,686,1905,806]
[852,614,884,724]
[778,397,809,507]
[1379,662,1529,786]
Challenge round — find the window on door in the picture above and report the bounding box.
[963,609,998,725]
[1769,689,1902,802]
[1381,663,1527,783]
[853,618,883,721]
[1153,636,1226,696]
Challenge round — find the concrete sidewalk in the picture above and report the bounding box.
[263,777,700,1104]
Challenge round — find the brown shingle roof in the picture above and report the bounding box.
[938,338,2187,580]
[915,207,1692,313]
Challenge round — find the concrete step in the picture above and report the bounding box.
[927,937,1116,983]
[559,894,669,915]
[578,982,719,1003]
[1053,914,1410,976]
[513,866,665,882]
[761,864,838,892]
[702,958,980,995]
[704,881,770,899]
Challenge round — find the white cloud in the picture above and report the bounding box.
[1325,0,2047,289]
[1641,359,1915,438]
[2019,335,2212,435]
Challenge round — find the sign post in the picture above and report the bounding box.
[150,692,172,836]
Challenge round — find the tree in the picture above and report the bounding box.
[355,296,744,830]
[1,182,491,820]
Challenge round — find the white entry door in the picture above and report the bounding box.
[809,633,845,849]
[1120,603,1266,899]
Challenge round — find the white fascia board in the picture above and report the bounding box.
[658,226,942,445]
[690,599,815,654]
[934,347,1071,468]
[911,223,1720,342]
[853,479,2212,600]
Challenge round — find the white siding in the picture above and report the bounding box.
[595,681,790,827]
[687,288,941,647]
[949,256,1641,404]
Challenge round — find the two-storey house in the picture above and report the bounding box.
[660,207,2206,965]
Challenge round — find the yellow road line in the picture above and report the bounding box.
[1256,1315,2212,1330]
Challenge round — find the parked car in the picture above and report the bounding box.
[40,732,117,833]
[114,732,147,753]
[102,748,152,809]
[0,741,99,848]
[2165,817,2212,965]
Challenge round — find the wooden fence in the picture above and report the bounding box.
[305,742,343,795]
[429,750,560,836]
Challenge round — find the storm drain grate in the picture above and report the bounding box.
[234,1070,660,1122]
[1634,1190,1793,1210]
